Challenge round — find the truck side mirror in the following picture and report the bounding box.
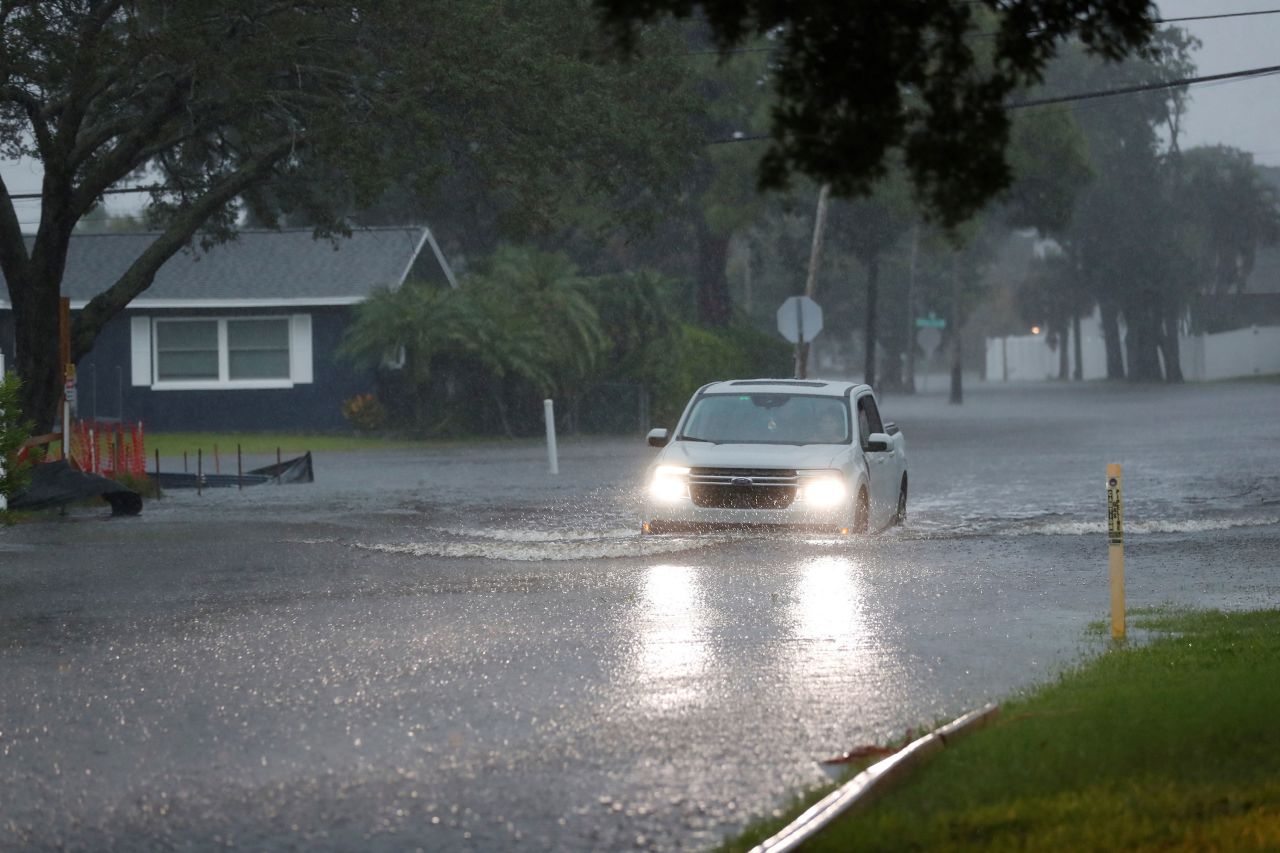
[864,432,890,453]
[647,428,670,448]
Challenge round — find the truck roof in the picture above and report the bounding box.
[699,378,870,398]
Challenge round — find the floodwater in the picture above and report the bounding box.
[1,381,1278,851]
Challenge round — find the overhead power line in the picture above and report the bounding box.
[708,61,1280,143]
[1159,8,1280,24]
[1006,62,1280,109]
[4,184,164,201]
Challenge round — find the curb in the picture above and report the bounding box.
[750,703,1001,853]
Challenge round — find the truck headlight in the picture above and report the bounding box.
[803,478,846,506]
[649,465,690,501]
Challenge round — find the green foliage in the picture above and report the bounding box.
[0,372,33,503]
[109,471,161,500]
[587,268,681,373]
[1178,146,1280,298]
[1005,109,1094,235]
[640,323,791,427]
[344,246,614,431]
[596,0,1156,228]
[1028,29,1280,380]
[4,0,701,433]
[2,0,436,431]
[467,247,608,395]
[344,244,788,434]
[331,1,701,255]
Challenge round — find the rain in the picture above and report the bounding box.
[2,2,1280,851]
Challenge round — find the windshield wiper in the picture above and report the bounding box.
[678,434,715,443]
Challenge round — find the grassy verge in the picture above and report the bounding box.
[146,432,453,455]
[724,608,1280,852]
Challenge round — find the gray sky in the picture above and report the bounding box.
[3,2,1278,227]
[1159,0,1280,166]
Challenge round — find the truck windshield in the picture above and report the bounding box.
[679,394,850,445]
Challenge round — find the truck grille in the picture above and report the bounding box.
[688,468,798,510]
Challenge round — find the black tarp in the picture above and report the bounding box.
[153,452,314,489]
[9,461,142,516]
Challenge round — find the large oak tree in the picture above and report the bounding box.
[1,1,701,432]
[594,0,1157,227]
[1,0,430,431]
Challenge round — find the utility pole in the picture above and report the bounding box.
[797,184,831,379]
[949,252,963,405]
[904,223,920,393]
[60,297,71,459]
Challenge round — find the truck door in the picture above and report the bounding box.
[855,392,899,529]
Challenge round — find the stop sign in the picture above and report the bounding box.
[777,296,823,344]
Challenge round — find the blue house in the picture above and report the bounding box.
[0,226,450,431]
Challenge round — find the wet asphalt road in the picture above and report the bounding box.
[1,381,1278,851]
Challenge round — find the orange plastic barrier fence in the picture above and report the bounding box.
[72,420,146,478]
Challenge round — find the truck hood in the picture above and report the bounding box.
[658,440,849,471]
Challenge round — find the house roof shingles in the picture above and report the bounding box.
[2,226,428,306]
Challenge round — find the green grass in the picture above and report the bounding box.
[723,608,1280,852]
[145,431,482,455]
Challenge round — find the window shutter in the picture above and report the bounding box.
[290,314,313,384]
[130,316,152,386]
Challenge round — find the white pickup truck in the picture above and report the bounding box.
[642,379,907,535]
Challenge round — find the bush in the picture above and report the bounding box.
[341,393,388,432]
[0,371,33,506]
[639,323,792,426]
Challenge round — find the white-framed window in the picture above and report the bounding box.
[131,314,313,390]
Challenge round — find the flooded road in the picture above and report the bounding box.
[2,381,1278,850]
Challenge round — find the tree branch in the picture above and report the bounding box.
[52,0,127,152]
[68,80,192,218]
[0,84,53,154]
[0,172,31,288]
[66,74,197,168]
[70,140,294,360]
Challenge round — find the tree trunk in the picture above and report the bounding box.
[949,329,963,404]
[490,379,514,438]
[1072,310,1083,381]
[863,255,880,389]
[948,253,963,405]
[1124,305,1163,382]
[1099,299,1125,379]
[695,221,732,327]
[8,144,289,433]
[903,224,919,394]
[1160,301,1184,383]
[11,270,64,435]
[7,185,79,434]
[1056,320,1069,380]
[880,339,904,390]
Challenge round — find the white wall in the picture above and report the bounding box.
[986,313,1280,382]
[985,334,1060,380]
[1180,325,1280,381]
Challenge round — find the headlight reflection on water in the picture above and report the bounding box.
[624,557,870,713]
[632,564,708,710]
[794,556,865,643]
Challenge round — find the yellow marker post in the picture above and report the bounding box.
[1107,463,1125,640]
